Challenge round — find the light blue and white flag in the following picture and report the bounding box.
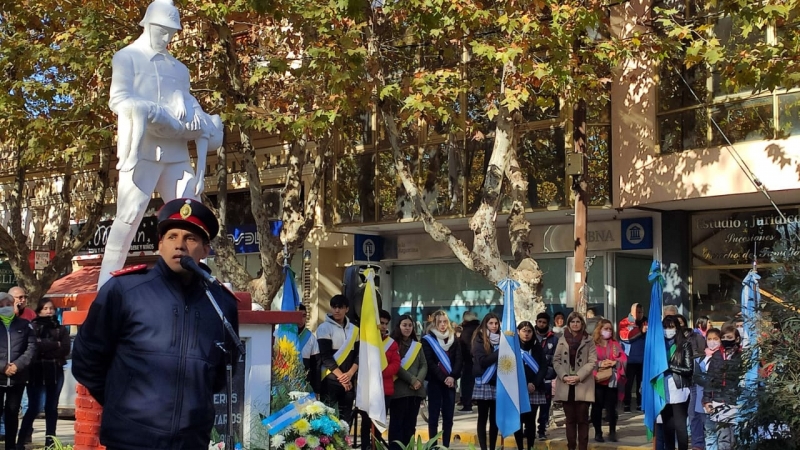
[495,278,531,437]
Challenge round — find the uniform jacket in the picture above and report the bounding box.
[553,331,597,402]
[421,331,462,385]
[535,330,559,382]
[393,338,427,399]
[0,317,37,387]
[683,328,707,360]
[72,259,240,450]
[108,34,201,164]
[382,338,401,396]
[316,315,359,381]
[471,332,499,385]
[28,316,70,386]
[702,348,742,405]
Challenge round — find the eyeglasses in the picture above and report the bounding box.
[13,295,28,300]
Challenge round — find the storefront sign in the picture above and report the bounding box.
[692,207,800,265]
[77,217,159,254]
[213,349,246,444]
[533,220,623,253]
[621,217,653,250]
[354,234,384,261]
[0,261,16,292]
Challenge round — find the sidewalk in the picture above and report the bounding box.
[18,417,75,449]
[409,405,651,449]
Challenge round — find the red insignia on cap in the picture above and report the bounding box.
[110,264,148,277]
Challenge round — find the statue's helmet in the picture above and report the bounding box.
[139,0,182,31]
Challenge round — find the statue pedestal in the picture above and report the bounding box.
[64,296,302,449]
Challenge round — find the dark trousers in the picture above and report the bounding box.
[19,371,65,447]
[537,398,552,435]
[514,410,534,450]
[563,401,590,450]
[688,386,705,449]
[388,396,421,450]
[623,363,643,409]
[460,364,475,409]
[591,385,618,435]
[427,381,455,447]
[659,401,690,450]
[476,399,498,450]
[0,385,24,450]
[321,377,355,426]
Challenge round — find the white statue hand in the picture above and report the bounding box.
[186,112,202,132]
[194,171,205,196]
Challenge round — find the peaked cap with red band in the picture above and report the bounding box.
[157,198,219,241]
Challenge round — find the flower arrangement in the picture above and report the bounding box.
[266,392,352,450]
[272,336,311,411]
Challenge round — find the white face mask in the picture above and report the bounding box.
[707,340,720,351]
[601,330,612,340]
[664,329,676,339]
[552,326,563,333]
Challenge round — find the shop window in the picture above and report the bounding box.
[335,152,376,224]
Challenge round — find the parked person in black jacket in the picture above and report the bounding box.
[17,299,70,449]
[458,311,480,413]
[657,315,693,450]
[421,310,462,448]
[533,312,558,440]
[73,198,240,450]
[0,292,37,450]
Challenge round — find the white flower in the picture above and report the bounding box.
[306,436,320,448]
[340,419,350,431]
[271,434,286,449]
[289,391,308,400]
[209,442,225,450]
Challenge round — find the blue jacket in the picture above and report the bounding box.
[72,259,239,450]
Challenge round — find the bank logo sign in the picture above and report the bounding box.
[621,218,653,250]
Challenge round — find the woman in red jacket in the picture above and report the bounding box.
[380,310,401,406]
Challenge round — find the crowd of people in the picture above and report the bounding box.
[301,296,747,450]
[0,287,70,450]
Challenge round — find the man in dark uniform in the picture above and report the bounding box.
[72,198,240,450]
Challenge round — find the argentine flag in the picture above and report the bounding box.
[495,278,531,437]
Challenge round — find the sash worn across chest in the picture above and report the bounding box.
[423,334,452,375]
[521,349,539,373]
[394,340,422,380]
[299,328,312,352]
[321,324,359,380]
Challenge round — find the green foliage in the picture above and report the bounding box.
[737,243,800,448]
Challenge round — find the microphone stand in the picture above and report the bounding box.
[201,278,246,450]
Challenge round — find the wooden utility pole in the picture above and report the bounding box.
[571,98,589,315]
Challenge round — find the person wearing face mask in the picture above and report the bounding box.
[702,324,742,450]
[17,299,70,449]
[471,313,501,450]
[674,314,706,450]
[388,315,427,450]
[693,328,721,450]
[618,303,647,412]
[533,313,559,440]
[591,319,626,443]
[0,293,36,450]
[657,316,693,450]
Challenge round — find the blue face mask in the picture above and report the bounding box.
[0,306,13,317]
[628,314,635,322]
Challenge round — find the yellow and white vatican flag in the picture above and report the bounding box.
[355,268,387,430]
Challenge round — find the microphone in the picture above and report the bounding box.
[180,256,216,284]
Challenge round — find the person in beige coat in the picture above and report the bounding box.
[553,312,598,450]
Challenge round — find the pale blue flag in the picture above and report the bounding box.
[495,278,531,437]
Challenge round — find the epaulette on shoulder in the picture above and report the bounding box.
[110,264,148,277]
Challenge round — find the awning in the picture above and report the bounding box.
[44,266,102,309]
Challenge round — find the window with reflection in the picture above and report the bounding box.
[518,127,566,209]
[655,0,797,153]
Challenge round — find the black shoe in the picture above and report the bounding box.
[608,431,617,442]
[538,433,547,440]
[595,434,604,443]
[457,406,474,412]
[623,406,631,413]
